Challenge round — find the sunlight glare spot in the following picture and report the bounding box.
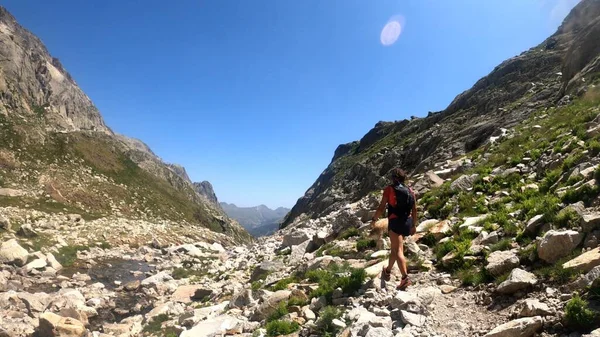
[380,18,403,46]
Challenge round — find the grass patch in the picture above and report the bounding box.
[172,267,206,280]
[265,320,300,337]
[555,207,582,229]
[356,239,377,251]
[565,294,598,332]
[455,267,492,286]
[143,314,170,333]
[339,227,360,239]
[316,306,343,336]
[307,263,366,303]
[55,245,90,267]
[489,238,512,252]
[267,301,289,322]
[271,277,298,291]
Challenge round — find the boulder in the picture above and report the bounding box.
[484,316,542,337]
[228,289,254,309]
[0,216,10,231]
[581,213,600,233]
[429,220,452,240]
[37,312,85,337]
[250,260,284,282]
[524,215,544,234]
[416,219,440,233]
[460,215,488,228]
[281,232,310,248]
[331,210,363,234]
[569,265,600,290]
[365,327,394,337]
[251,290,291,321]
[46,253,63,271]
[0,188,24,197]
[290,240,310,263]
[180,315,241,337]
[562,247,600,273]
[24,258,47,273]
[140,271,173,286]
[486,250,520,276]
[517,299,553,317]
[400,310,426,327]
[497,268,537,294]
[450,174,479,191]
[0,239,29,266]
[537,230,584,263]
[17,224,37,238]
[172,285,212,303]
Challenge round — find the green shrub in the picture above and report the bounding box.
[535,262,581,284]
[271,277,298,291]
[339,228,360,239]
[356,239,377,251]
[419,232,438,247]
[565,294,597,331]
[266,320,300,337]
[455,267,491,286]
[288,296,308,307]
[562,152,584,172]
[540,168,562,193]
[489,238,512,252]
[518,243,538,265]
[251,281,262,291]
[307,263,366,303]
[316,306,342,335]
[56,245,90,267]
[435,240,457,262]
[172,267,205,280]
[555,207,582,229]
[562,184,600,206]
[267,301,288,322]
[143,314,170,333]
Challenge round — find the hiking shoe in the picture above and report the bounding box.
[382,266,391,281]
[397,276,411,290]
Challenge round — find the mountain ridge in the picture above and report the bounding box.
[0,6,251,245]
[283,0,600,227]
[220,202,289,237]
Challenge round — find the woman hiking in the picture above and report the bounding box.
[371,168,418,290]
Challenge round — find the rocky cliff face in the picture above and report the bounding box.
[284,0,600,227]
[0,6,250,245]
[194,181,220,206]
[0,7,110,133]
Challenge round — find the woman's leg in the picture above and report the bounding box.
[397,235,408,278]
[387,230,400,273]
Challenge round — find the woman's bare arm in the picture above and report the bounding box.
[411,192,418,226]
[372,192,388,222]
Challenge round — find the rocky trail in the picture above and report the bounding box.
[1,191,599,337]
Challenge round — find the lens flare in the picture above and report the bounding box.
[380,15,405,46]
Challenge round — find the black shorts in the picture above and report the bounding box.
[388,217,412,237]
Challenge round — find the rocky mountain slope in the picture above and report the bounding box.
[0,6,251,246]
[2,2,600,337]
[221,203,290,237]
[283,0,600,227]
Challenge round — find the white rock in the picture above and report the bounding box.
[401,310,426,327]
[518,299,553,317]
[486,250,519,276]
[0,239,29,266]
[538,230,584,263]
[484,316,542,337]
[497,269,537,294]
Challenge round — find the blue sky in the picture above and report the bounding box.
[4,0,580,208]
